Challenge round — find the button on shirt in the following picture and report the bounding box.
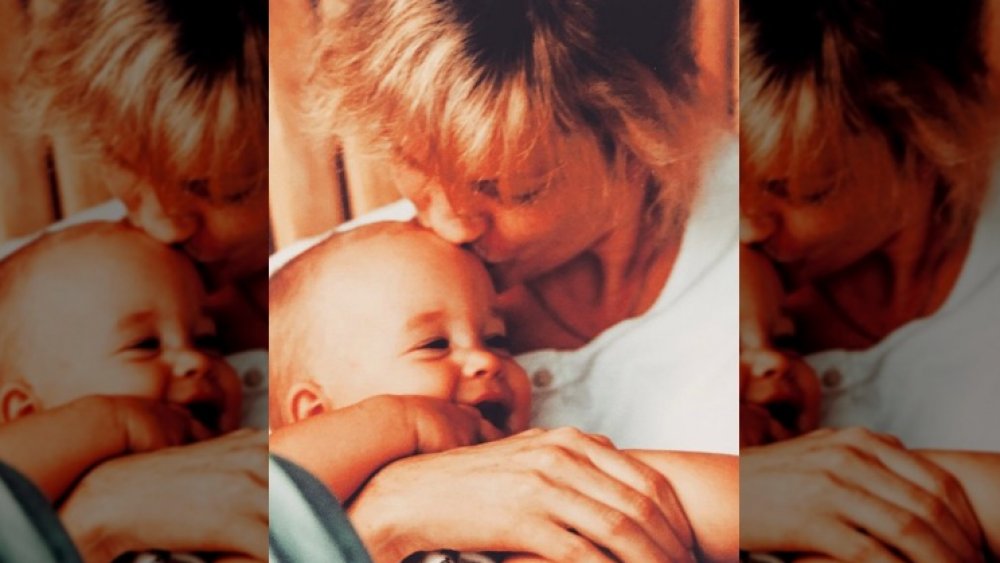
[226,349,269,430]
[809,181,1000,451]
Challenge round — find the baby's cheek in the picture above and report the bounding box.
[506,364,534,433]
[214,362,245,432]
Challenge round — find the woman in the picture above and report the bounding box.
[739,1,1000,560]
[4,0,270,559]
[277,0,738,560]
[21,0,269,352]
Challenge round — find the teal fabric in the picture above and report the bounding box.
[0,461,82,563]
[268,455,372,563]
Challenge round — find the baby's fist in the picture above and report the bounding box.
[398,396,504,454]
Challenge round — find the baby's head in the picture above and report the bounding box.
[740,246,822,447]
[0,222,242,432]
[269,222,532,434]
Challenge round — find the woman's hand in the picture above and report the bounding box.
[348,427,696,563]
[741,427,984,562]
[59,429,267,562]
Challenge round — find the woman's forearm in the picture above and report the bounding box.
[626,450,739,562]
[917,450,1000,558]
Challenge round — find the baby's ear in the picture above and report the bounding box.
[0,380,39,423]
[286,381,333,423]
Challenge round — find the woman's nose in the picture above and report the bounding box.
[130,191,200,245]
[460,347,502,380]
[423,193,487,246]
[739,211,777,245]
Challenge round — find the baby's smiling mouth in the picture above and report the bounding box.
[185,399,224,433]
[766,401,801,433]
[474,400,511,432]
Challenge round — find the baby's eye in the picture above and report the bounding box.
[194,333,223,354]
[418,338,451,351]
[771,332,799,351]
[484,334,511,351]
[129,337,162,352]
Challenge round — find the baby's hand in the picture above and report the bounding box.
[98,396,213,454]
[398,396,506,455]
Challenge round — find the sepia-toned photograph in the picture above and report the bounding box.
[268,0,738,561]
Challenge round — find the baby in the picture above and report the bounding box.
[0,222,248,556]
[739,245,822,447]
[269,221,738,562]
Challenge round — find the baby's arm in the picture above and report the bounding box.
[0,396,202,502]
[269,394,501,503]
[917,451,1000,558]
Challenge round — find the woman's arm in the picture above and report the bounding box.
[58,429,268,562]
[740,428,985,562]
[0,396,204,502]
[793,451,1000,561]
[918,451,1000,558]
[269,394,502,502]
[348,427,698,563]
[627,451,738,562]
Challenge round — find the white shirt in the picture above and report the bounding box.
[810,174,1000,451]
[270,138,740,454]
[518,139,739,453]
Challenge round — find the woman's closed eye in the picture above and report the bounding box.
[509,188,544,206]
[219,186,259,205]
[798,185,835,205]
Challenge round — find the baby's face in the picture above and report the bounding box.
[740,246,822,446]
[309,228,532,434]
[11,228,242,433]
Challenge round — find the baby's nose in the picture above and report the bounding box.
[171,348,211,379]
[743,348,790,380]
[461,348,502,379]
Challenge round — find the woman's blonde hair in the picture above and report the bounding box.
[741,0,1000,250]
[18,0,267,200]
[307,0,723,242]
